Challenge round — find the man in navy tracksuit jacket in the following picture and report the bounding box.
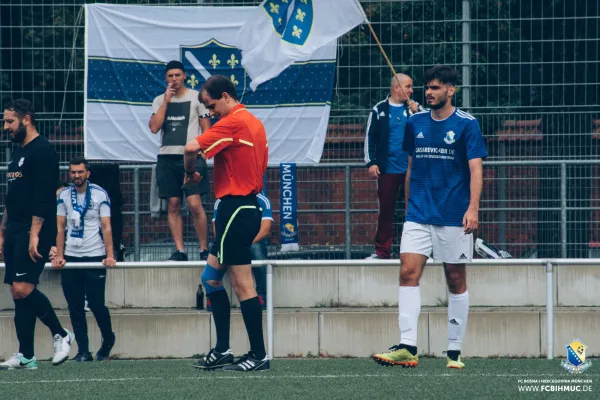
[364,73,422,259]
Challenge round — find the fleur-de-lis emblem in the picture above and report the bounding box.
[269,2,279,14]
[282,0,289,3]
[300,0,308,4]
[278,17,283,26]
[187,74,198,89]
[230,74,239,86]
[227,54,239,69]
[292,25,303,39]
[209,54,220,69]
[296,8,306,22]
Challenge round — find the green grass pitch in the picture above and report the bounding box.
[0,358,597,399]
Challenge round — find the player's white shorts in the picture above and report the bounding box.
[400,221,473,263]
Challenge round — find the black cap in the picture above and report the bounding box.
[165,60,185,73]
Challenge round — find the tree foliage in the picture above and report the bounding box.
[1,0,597,119]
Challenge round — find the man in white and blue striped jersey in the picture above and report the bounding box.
[52,157,116,362]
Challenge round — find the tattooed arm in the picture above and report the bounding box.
[30,216,44,237]
[28,216,45,262]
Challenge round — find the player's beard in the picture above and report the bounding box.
[73,177,88,188]
[428,96,448,110]
[8,121,27,143]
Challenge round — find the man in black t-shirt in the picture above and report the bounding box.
[0,99,73,370]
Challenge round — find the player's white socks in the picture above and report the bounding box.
[398,286,420,346]
[447,291,469,351]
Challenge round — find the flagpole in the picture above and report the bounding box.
[356,1,413,104]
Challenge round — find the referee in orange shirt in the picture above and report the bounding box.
[184,75,269,372]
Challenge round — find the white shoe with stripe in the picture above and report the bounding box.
[193,348,234,370]
[52,329,74,366]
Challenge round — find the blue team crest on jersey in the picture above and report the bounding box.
[180,39,249,94]
[444,130,456,145]
[264,0,314,46]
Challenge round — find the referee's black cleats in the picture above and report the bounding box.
[222,352,270,372]
[194,349,234,370]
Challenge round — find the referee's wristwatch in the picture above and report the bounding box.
[185,169,196,176]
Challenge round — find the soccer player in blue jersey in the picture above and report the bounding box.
[373,66,487,369]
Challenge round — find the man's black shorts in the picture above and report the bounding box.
[3,230,52,285]
[210,195,261,266]
[157,154,209,199]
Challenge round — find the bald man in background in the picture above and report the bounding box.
[364,74,422,260]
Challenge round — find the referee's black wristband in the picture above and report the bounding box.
[185,169,196,175]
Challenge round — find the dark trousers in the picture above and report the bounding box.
[250,241,267,296]
[62,256,113,353]
[375,173,406,259]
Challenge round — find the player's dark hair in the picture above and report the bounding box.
[69,156,89,170]
[4,98,36,126]
[424,65,459,86]
[201,75,239,101]
[165,60,185,74]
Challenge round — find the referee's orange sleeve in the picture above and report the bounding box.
[195,119,235,158]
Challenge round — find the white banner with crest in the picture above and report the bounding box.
[84,4,336,163]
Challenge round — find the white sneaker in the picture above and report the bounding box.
[52,329,74,366]
[365,253,381,260]
[475,238,512,259]
[0,353,38,370]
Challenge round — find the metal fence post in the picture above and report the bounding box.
[546,261,554,360]
[134,167,141,262]
[498,145,507,247]
[267,263,274,360]
[462,0,472,111]
[345,166,351,260]
[560,163,567,258]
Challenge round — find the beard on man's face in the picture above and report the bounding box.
[8,122,27,143]
[72,177,88,187]
[428,96,448,110]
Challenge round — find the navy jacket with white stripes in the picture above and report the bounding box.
[363,95,422,173]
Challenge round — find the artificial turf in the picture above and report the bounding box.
[0,358,597,400]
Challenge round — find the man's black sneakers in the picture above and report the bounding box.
[222,352,270,372]
[96,333,115,361]
[193,349,234,370]
[168,250,188,262]
[73,352,93,362]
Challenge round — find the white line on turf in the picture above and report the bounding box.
[1,373,598,385]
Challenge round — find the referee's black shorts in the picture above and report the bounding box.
[210,194,261,266]
[3,229,52,285]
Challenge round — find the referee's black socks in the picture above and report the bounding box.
[208,290,231,353]
[25,289,68,338]
[240,296,266,359]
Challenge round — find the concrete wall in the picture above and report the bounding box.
[2,308,599,360]
[3,264,599,310]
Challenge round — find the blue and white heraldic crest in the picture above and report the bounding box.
[180,39,249,94]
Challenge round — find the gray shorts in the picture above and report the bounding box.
[156,155,209,199]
